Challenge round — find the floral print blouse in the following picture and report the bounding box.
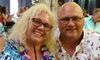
[57,30,100,60]
[0,40,55,60]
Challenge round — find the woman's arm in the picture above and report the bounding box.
[0,37,5,53]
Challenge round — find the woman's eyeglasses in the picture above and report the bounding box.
[31,18,53,31]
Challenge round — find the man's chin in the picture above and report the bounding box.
[66,33,77,38]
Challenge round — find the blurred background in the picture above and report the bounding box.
[0,0,99,16]
[0,0,100,37]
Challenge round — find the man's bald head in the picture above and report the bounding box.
[58,2,84,18]
[58,2,85,44]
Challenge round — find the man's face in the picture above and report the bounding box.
[93,12,100,23]
[58,5,84,39]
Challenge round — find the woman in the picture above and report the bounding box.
[0,3,58,60]
[0,37,5,53]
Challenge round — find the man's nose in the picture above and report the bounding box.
[67,19,75,26]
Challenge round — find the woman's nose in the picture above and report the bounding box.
[37,24,44,30]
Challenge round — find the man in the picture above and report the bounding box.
[84,8,100,33]
[57,2,100,60]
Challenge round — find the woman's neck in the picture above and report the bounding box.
[26,40,42,52]
[26,40,42,60]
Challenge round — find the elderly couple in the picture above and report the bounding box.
[0,2,100,60]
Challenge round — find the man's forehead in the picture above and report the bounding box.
[59,7,83,18]
[62,4,83,13]
[59,2,83,13]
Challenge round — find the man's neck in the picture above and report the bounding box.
[59,35,83,57]
[59,33,83,50]
[60,38,81,50]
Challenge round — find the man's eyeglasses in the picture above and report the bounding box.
[59,16,84,23]
[31,18,53,31]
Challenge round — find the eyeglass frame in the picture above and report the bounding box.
[31,18,53,31]
[59,16,84,23]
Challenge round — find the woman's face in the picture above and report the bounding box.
[27,12,52,45]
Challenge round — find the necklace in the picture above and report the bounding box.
[33,44,37,60]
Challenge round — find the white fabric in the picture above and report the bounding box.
[57,30,100,60]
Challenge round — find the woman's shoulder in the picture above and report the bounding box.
[0,37,5,53]
[0,39,27,60]
[0,40,18,53]
[41,45,56,60]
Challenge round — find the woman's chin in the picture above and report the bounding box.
[31,37,44,44]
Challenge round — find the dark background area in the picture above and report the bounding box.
[58,0,100,15]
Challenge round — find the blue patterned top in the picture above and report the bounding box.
[0,40,55,60]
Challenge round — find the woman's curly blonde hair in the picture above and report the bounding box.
[8,3,58,54]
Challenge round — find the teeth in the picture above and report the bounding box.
[33,30,35,33]
[32,30,44,36]
[35,32,41,35]
[34,32,43,36]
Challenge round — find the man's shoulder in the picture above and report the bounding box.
[84,30,100,42]
[84,30,100,36]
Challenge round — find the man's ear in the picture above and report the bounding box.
[82,18,85,26]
